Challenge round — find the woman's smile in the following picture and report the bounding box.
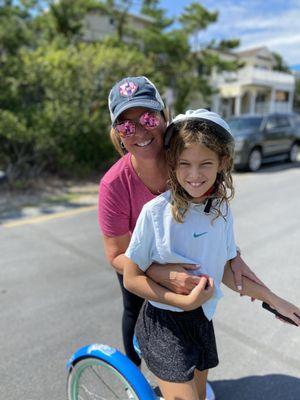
[135,138,153,147]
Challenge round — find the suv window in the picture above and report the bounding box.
[289,113,300,126]
[277,115,290,128]
[265,116,278,130]
[227,117,263,130]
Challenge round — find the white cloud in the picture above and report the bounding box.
[198,0,300,65]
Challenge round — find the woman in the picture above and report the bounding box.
[98,76,265,399]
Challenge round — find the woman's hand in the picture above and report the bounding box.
[270,296,300,327]
[147,263,201,295]
[231,254,266,297]
[180,276,215,311]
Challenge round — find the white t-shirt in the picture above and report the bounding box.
[125,190,237,320]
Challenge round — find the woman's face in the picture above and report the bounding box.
[116,107,167,160]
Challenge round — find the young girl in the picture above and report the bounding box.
[123,109,300,400]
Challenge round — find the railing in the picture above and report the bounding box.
[254,102,291,114]
[213,67,295,88]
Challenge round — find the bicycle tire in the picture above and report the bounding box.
[66,344,157,400]
[67,356,139,400]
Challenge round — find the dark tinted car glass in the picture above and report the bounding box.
[290,113,300,126]
[227,117,263,131]
[265,116,278,130]
[277,115,290,128]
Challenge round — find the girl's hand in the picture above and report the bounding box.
[181,276,214,311]
[271,297,300,327]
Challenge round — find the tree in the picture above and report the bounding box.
[141,0,173,30]
[0,39,160,181]
[0,0,244,181]
[0,0,40,54]
[272,51,290,73]
[179,2,218,51]
[138,1,241,113]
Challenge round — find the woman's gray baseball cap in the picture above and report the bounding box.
[164,109,233,148]
[108,76,165,124]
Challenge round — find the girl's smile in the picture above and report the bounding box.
[176,143,221,203]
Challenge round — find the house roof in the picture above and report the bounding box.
[87,8,155,24]
[235,46,271,58]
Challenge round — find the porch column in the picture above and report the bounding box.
[234,95,241,116]
[250,91,256,114]
[269,87,276,112]
[211,94,220,114]
[288,90,294,112]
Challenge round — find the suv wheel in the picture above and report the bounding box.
[288,142,299,162]
[247,148,262,172]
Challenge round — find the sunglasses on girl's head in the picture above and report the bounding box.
[114,111,161,137]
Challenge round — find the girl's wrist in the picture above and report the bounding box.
[175,293,195,311]
[165,291,186,309]
[264,290,280,307]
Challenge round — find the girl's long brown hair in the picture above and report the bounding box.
[166,120,235,223]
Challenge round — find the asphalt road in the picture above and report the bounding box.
[1,162,300,400]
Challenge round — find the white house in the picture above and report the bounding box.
[210,47,295,118]
[82,9,154,44]
[82,12,295,117]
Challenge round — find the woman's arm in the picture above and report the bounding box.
[123,257,214,311]
[102,233,131,274]
[102,233,203,296]
[222,263,300,326]
[146,263,201,294]
[230,252,266,291]
[146,252,266,296]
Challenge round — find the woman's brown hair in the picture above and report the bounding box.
[166,120,235,223]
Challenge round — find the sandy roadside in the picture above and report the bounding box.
[0,178,99,224]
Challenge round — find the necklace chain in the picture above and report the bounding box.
[137,170,166,195]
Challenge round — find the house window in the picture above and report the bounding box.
[275,91,288,102]
[110,18,115,25]
[256,92,266,102]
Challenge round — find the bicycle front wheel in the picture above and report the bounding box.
[67,357,139,400]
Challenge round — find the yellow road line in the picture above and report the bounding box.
[2,205,97,228]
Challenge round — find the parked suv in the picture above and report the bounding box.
[227,113,300,171]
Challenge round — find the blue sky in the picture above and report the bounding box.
[156,0,300,69]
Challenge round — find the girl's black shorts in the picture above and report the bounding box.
[135,301,219,382]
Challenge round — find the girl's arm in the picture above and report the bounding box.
[222,263,300,326]
[102,233,202,294]
[123,257,214,311]
[102,233,261,298]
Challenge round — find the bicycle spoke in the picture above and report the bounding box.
[89,366,121,399]
[68,358,140,400]
[80,383,107,400]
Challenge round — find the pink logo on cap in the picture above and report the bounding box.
[119,81,138,97]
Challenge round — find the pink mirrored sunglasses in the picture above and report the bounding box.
[114,111,161,138]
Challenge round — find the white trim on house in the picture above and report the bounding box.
[210,47,295,118]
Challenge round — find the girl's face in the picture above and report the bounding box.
[117,107,166,160]
[176,143,222,203]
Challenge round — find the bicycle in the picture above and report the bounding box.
[66,340,158,400]
[66,341,217,400]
